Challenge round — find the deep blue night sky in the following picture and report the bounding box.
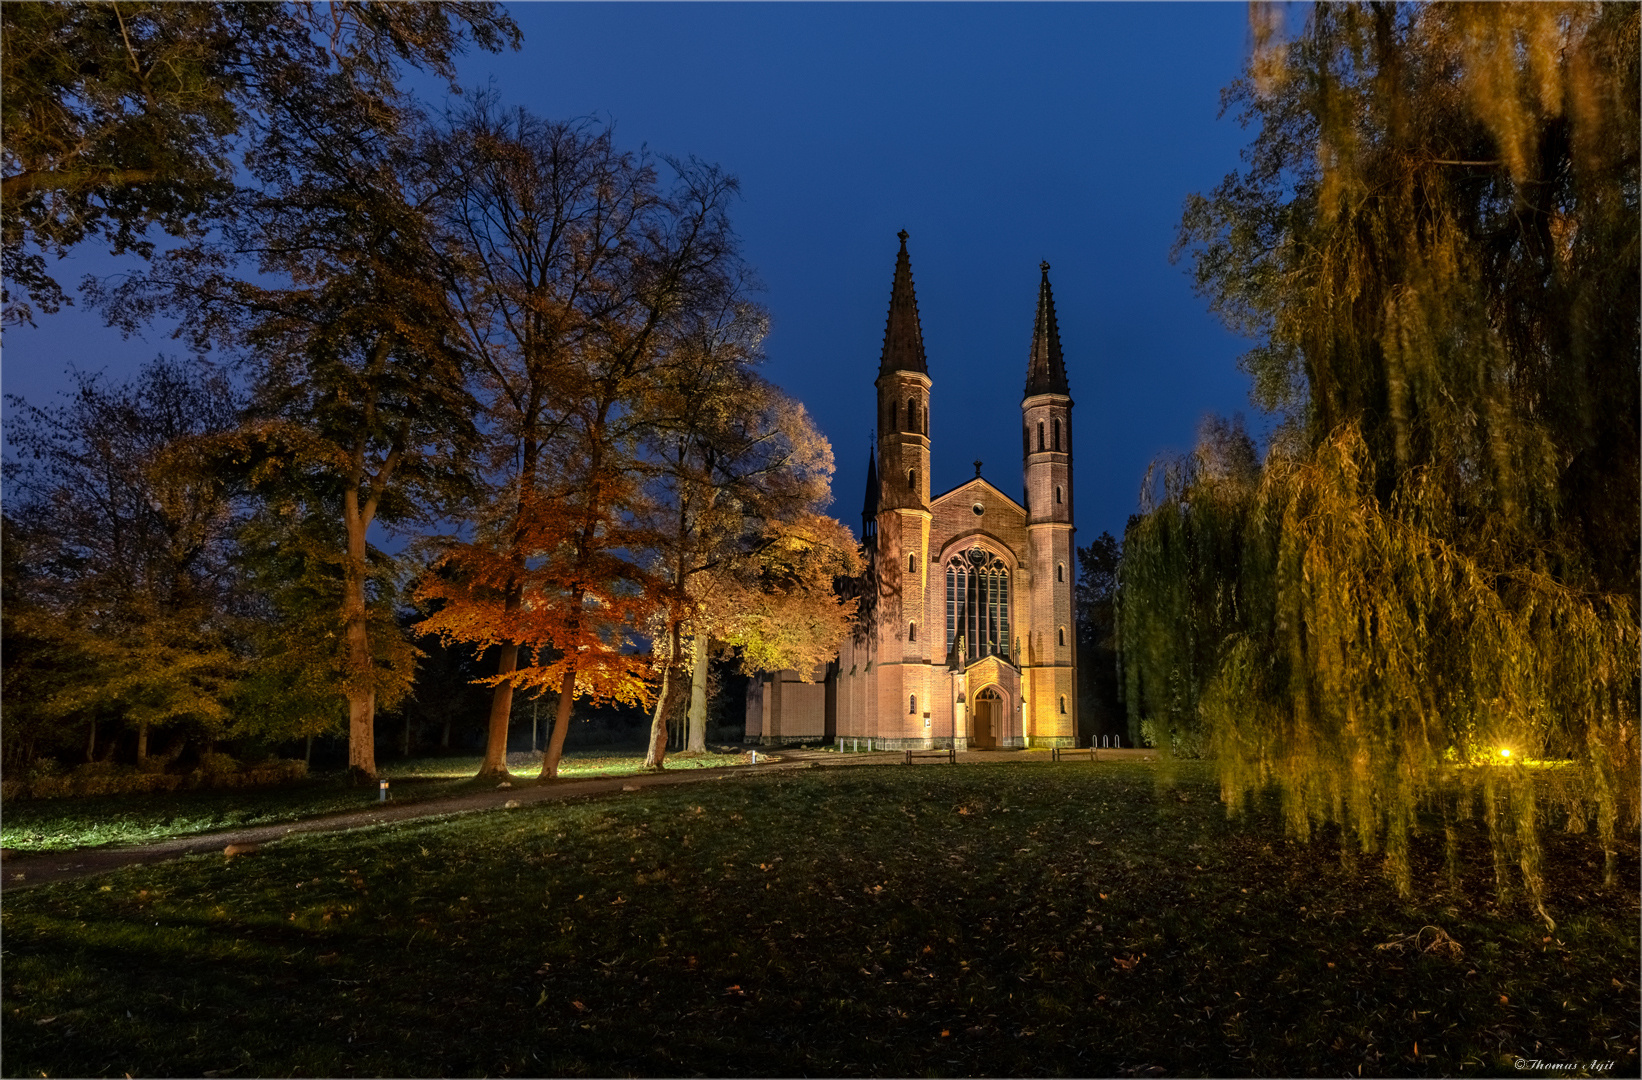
[4,3,1265,545]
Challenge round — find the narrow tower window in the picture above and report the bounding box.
[1056,486,1062,504]
[908,468,917,491]
[1058,626,1066,647]
[908,622,917,642]
[1059,695,1067,714]
[909,553,917,572]
[1052,417,1061,450]
[1056,562,1064,582]
[910,694,917,715]
[907,398,917,432]
[1037,422,1045,451]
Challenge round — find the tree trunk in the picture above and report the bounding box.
[305,734,314,767]
[645,621,686,769]
[540,665,578,779]
[136,722,149,764]
[477,640,519,780]
[686,633,710,753]
[347,689,376,783]
[343,486,377,782]
[401,713,412,757]
[85,718,97,763]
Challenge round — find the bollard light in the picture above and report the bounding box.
[379,779,389,802]
[750,751,758,764]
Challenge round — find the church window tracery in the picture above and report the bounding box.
[945,549,1011,663]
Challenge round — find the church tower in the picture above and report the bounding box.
[874,230,934,746]
[1022,261,1076,745]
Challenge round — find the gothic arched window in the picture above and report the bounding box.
[907,398,918,432]
[945,549,1011,664]
[1058,626,1066,647]
[1055,485,1062,504]
[908,468,917,491]
[1052,417,1061,451]
[910,694,917,714]
[908,553,917,572]
[1056,562,1064,583]
[1037,421,1045,452]
[908,621,917,642]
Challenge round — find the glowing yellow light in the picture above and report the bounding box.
[1499,748,1512,758]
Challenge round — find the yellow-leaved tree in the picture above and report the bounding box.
[1131,2,1639,925]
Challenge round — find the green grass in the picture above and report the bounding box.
[0,748,750,853]
[3,761,1636,1078]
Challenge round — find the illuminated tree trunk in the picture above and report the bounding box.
[342,445,385,783]
[645,619,686,769]
[540,659,577,780]
[685,633,710,753]
[477,637,519,778]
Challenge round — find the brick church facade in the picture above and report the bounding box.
[746,232,1077,749]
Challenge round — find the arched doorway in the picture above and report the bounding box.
[971,686,1002,749]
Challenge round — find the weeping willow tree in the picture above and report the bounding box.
[1127,2,1639,924]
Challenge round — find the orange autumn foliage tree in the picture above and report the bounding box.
[417,481,656,769]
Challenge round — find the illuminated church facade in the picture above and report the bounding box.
[746,231,1078,749]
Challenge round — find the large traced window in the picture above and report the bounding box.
[945,548,1011,663]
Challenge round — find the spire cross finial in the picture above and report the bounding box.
[974,459,983,477]
[898,229,909,244]
[1040,260,1050,274]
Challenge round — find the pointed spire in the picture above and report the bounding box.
[861,443,879,527]
[1025,260,1069,396]
[878,230,928,376]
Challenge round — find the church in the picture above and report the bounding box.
[746,231,1077,749]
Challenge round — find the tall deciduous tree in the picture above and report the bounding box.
[1138,2,1639,922]
[1,0,517,324]
[639,355,851,769]
[3,357,245,763]
[418,102,658,780]
[419,150,762,780]
[102,64,482,781]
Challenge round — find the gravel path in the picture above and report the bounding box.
[0,746,1154,891]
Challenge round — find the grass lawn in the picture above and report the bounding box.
[0,747,749,853]
[3,760,1635,1078]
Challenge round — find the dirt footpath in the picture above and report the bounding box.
[0,746,1154,891]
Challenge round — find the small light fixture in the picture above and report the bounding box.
[1499,748,1512,759]
[379,779,390,802]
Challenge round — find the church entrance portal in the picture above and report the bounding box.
[971,686,1002,749]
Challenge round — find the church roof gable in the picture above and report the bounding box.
[931,476,1026,518]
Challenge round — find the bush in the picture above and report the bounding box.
[1,756,306,800]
